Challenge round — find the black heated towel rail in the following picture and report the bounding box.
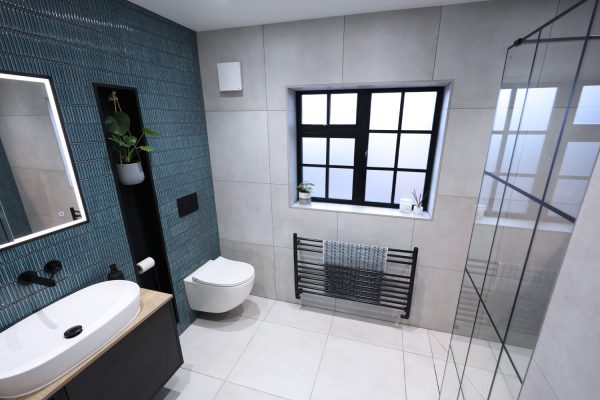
[293,234,418,319]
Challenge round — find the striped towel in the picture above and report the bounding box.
[323,240,388,272]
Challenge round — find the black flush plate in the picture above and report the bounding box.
[177,193,199,218]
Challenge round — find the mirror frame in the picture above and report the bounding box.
[0,71,88,250]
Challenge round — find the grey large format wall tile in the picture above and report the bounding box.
[197,26,267,112]
[213,180,273,246]
[412,195,477,271]
[437,108,495,197]
[521,160,600,399]
[207,111,271,183]
[519,360,559,400]
[337,213,414,249]
[434,0,558,108]
[343,7,441,83]
[220,239,276,298]
[264,17,344,110]
[267,111,290,185]
[404,265,463,332]
[270,184,338,248]
[273,246,297,303]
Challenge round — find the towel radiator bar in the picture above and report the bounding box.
[293,234,418,319]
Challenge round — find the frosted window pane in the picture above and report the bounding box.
[369,92,402,130]
[302,137,326,165]
[302,94,327,125]
[493,89,511,131]
[559,142,600,176]
[574,85,600,125]
[500,134,517,173]
[394,172,426,204]
[302,167,326,197]
[511,134,545,174]
[509,88,557,131]
[367,133,397,168]
[329,168,353,200]
[330,93,357,125]
[397,134,431,169]
[486,134,502,172]
[329,138,355,166]
[402,92,437,131]
[365,170,393,203]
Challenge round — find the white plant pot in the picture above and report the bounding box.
[298,191,311,205]
[413,205,424,216]
[116,161,145,185]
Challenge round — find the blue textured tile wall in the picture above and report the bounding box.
[0,0,219,333]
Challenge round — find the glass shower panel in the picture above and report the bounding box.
[466,175,503,292]
[502,212,574,380]
[441,272,480,400]
[546,40,600,218]
[486,40,538,178]
[461,302,502,400]
[488,348,522,400]
[480,185,540,339]
[439,2,598,398]
[507,29,587,200]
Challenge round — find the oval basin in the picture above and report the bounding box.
[0,280,140,398]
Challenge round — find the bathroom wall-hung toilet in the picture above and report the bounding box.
[184,257,255,313]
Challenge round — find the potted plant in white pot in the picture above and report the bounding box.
[297,181,315,205]
[412,190,424,216]
[104,91,159,185]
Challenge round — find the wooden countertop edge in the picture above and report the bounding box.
[16,289,173,400]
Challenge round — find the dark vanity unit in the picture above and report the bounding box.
[33,290,182,400]
[93,84,178,320]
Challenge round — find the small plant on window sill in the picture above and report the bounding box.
[297,181,315,205]
[412,190,424,216]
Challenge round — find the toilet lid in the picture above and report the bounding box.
[191,257,254,287]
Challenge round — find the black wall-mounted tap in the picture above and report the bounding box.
[17,260,63,287]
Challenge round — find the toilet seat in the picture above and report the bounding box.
[191,257,254,287]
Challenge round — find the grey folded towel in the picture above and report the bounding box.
[323,240,388,272]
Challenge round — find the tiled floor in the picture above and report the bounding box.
[154,295,454,400]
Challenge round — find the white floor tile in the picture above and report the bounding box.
[404,352,439,400]
[311,336,406,400]
[461,366,494,400]
[265,301,333,334]
[179,315,261,379]
[215,382,288,400]
[433,358,447,392]
[153,369,223,400]
[429,330,451,360]
[228,322,327,400]
[329,313,403,350]
[462,338,498,371]
[402,326,432,357]
[228,295,275,320]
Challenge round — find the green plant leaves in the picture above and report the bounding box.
[104,112,131,136]
[138,145,153,153]
[142,127,160,137]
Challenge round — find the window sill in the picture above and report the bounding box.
[291,201,432,220]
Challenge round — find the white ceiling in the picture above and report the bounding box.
[129,0,487,32]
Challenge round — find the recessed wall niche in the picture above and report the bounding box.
[93,83,178,320]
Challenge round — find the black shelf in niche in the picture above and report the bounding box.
[93,83,178,322]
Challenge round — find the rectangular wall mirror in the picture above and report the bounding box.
[0,72,87,249]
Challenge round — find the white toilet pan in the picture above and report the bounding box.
[184,257,255,313]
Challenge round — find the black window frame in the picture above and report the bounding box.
[296,87,444,211]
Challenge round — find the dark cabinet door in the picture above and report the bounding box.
[65,302,182,400]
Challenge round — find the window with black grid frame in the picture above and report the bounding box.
[296,87,444,210]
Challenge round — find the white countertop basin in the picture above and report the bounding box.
[0,280,140,398]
